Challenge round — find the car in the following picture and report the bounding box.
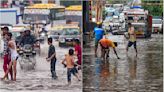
[58,26,81,47]
[48,30,63,40]
[112,29,127,35]
[47,25,64,41]
[152,18,162,33]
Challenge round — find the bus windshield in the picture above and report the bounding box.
[153,19,162,24]
[23,14,49,23]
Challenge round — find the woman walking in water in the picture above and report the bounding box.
[1,33,19,81]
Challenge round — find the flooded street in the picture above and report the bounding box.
[83,34,163,92]
[0,41,82,92]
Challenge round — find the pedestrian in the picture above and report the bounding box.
[93,22,105,57]
[73,39,81,70]
[99,37,120,60]
[46,37,57,79]
[1,27,13,80]
[1,33,19,81]
[126,23,137,56]
[62,49,81,85]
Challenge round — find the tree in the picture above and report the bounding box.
[60,1,81,7]
[141,0,163,16]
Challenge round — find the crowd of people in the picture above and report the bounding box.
[0,26,82,85]
[0,21,136,85]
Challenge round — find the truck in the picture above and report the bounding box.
[0,8,18,25]
[124,8,152,38]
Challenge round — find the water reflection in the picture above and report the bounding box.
[127,56,137,80]
[94,58,101,92]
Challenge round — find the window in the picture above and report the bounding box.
[62,28,79,35]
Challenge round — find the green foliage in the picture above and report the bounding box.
[141,0,163,16]
[142,5,163,16]
[60,1,82,7]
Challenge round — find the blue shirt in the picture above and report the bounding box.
[94,27,104,40]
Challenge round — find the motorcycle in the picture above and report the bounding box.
[33,39,41,55]
[39,30,48,44]
[17,44,36,70]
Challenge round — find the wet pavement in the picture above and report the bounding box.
[83,34,163,92]
[0,41,82,92]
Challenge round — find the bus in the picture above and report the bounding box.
[23,4,65,24]
[65,5,82,28]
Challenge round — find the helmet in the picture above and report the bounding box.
[97,22,102,25]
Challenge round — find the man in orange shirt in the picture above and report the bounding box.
[99,37,120,59]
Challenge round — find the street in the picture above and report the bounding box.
[0,40,82,92]
[83,34,163,92]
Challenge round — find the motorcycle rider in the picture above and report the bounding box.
[20,30,36,47]
[15,31,24,47]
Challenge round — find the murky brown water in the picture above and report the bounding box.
[83,34,163,92]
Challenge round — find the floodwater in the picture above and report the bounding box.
[0,41,82,92]
[83,34,163,92]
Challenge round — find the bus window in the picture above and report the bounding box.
[128,17,133,20]
[23,14,49,23]
[50,9,65,20]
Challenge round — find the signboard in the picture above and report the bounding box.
[65,11,82,16]
[24,9,50,14]
[56,12,65,17]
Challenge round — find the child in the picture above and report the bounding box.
[46,38,57,79]
[62,49,80,85]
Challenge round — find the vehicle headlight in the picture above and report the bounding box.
[59,38,65,43]
[41,33,45,36]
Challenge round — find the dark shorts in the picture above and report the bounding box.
[67,67,78,82]
[95,39,100,48]
[128,41,137,48]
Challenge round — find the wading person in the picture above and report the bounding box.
[93,22,104,57]
[46,38,57,79]
[99,37,120,60]
[2,33,19,81]
[62,49,80,85]
[1,27,13,80]
[126,23,137,56]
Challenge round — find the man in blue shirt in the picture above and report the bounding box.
[93,22,104,57]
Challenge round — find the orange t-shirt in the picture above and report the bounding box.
[99,38,115,48]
